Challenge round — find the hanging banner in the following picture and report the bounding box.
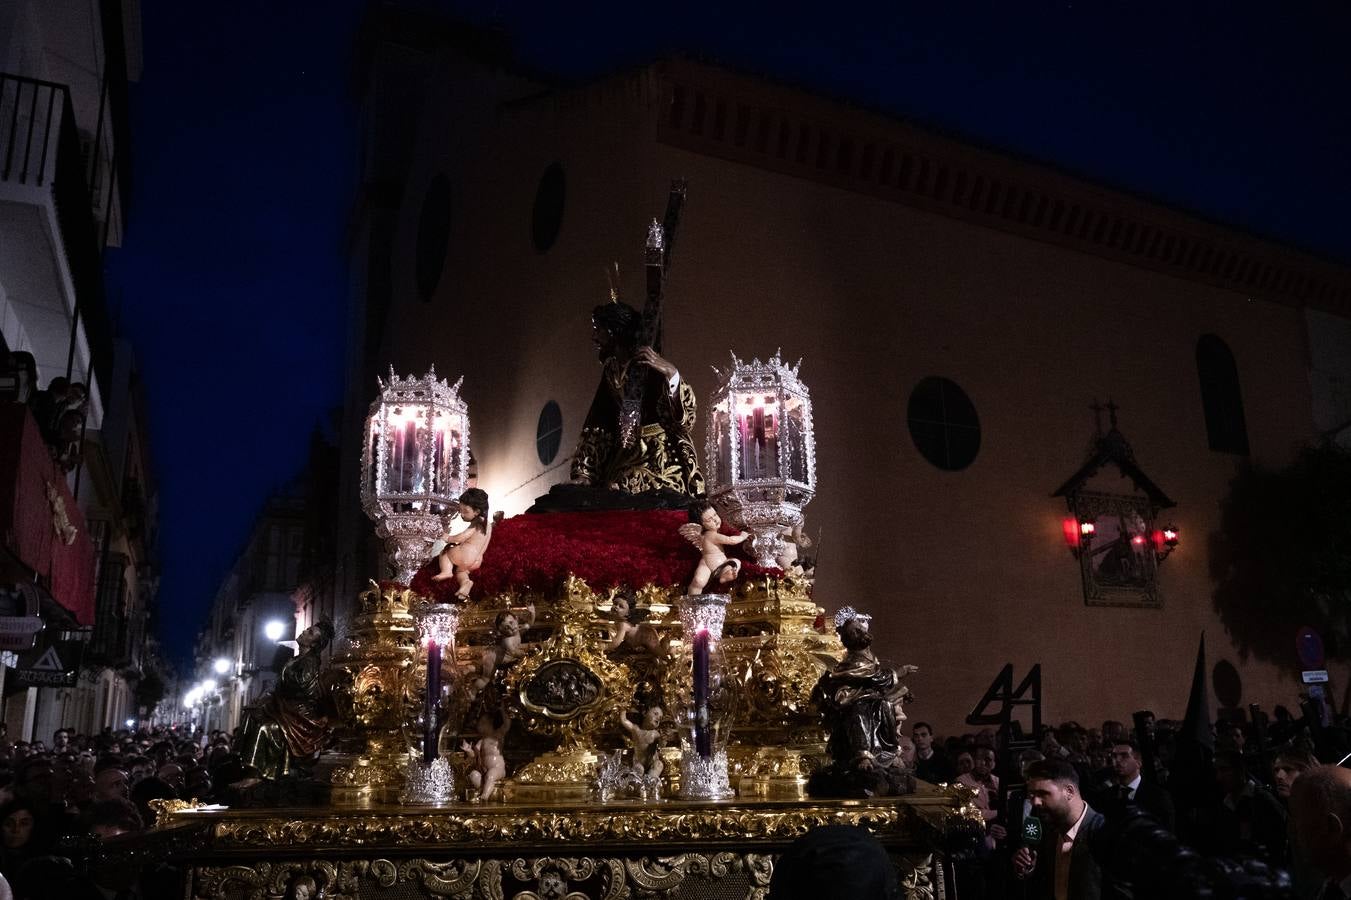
[10,636,83,688]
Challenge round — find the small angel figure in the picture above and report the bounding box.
[775,521,813,574]
[619,704,667,782]
[603,593,666,655]
[430,488,492,599]
[678,501,748,595]
[462,699,510,802]
[479,603,537,683]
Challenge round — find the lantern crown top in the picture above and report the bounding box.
[710,350,807,396]
[374,366,466,408]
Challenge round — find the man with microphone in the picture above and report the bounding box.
[1012,759,1119,900]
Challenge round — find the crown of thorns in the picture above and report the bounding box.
[833,606,872,630]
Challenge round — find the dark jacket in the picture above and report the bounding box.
[1027,804,1130,900]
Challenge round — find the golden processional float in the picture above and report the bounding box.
[134,183,979,900]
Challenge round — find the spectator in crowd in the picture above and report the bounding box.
[912,722,955,783]
[1104,740,1175,831]
[91,767,130,804]
[1272,743,1320,804]
[0,800,43,878]
[1210,748,1287,865]
[1013,759,1120,900]
[1290,766,1351,899]
[768,825,900,899]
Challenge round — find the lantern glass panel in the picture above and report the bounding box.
[782,395,808,484]
[711,401,732,486]
[737,393,780,480]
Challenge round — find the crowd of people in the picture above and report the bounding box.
[0,724,240,899]
[908,707,1341,899]
[1,707,1349,898]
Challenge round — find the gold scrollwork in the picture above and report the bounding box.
[206,803,907,850]
[191,853,785,900]
[897,853,937,900]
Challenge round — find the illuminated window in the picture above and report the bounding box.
[536,400,563,465]
[907,377,981,471]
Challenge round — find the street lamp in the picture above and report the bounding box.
[264,620,286,642]
[202,678,217,693]
[212,657,231,675]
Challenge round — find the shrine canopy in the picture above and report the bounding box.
[409,509,778,602]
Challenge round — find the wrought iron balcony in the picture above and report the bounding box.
[0,73,114,399]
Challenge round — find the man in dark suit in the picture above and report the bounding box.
[1013,758,1125,900]
[1105,740,1176,832]
[911,721,955,784]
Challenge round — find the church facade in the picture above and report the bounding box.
[339,13,1351,735]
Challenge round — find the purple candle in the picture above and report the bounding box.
[423,640,442,764]
[693,629,710,757]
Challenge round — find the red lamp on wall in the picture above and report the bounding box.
[1062,517,1096,555]
[1151,525,1180,561]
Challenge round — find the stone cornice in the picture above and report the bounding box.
[647,58,1351,315]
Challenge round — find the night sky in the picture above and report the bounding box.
[106,1,1351,665]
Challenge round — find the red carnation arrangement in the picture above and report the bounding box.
[408,509,779,602]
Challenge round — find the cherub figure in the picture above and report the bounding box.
[430,488,492,599]
[678,500,748,595]
[775,521,814,574]
[479,603,537,683]
[462,700,510,802]
[603,593,666,655]
[619,704,667,782]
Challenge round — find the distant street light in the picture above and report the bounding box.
[202,679,217,693]
[264,620,287,642]
[213,657,231,675]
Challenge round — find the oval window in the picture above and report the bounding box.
[906,376,981,471]
[536,400,563,465]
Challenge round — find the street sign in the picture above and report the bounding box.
[1303,669,1330,684]
[10,638,82,688]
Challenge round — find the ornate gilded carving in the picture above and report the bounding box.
[327,582,420,804]
[189,853,785,900]
[193,801,913,849]
[898,852,938,900]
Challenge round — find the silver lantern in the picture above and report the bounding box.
[360,367,471,584]
[706,352,816,568]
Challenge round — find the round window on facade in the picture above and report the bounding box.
[531,162,566,253]
[415,174,453,301]
[536,400,563,465]
[906,376,981,471]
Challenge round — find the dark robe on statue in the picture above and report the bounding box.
[570,360,704,498]
[237,649,330,779]
[809,641,915,798]
[813,648,907,769]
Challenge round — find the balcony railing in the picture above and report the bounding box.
[0,73,114,396]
